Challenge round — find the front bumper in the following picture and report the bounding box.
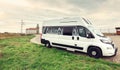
[102,46,118,57]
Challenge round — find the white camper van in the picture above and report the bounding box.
[41,17,117,58]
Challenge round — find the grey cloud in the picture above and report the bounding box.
[1,0,120,33]
[28,0,106,9]
[2,6,68,23]
[66,0,107,10]
[28,0,63,6]
[27,0,107,15]
[28,0,103,11]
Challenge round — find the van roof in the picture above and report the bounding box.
[43,17,92,27]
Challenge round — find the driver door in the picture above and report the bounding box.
[74,26,95,52]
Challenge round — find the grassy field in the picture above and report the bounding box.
[0,36,120,70]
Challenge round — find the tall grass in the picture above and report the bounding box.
[0,36,120,70]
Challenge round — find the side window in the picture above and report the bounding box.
[72,27,78,36]
[78,26,86,37]
[46,27,51,34]
[52,27,58,34]
[85,28,94,38]
[49,27,52,33]
[63,27,73,36]
[45,27,53,34]
[58,27,63,35]
[78,26,94,38]
[42,27,47,34]
[44,26,64,35]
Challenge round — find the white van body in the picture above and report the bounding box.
[41,17,117,58]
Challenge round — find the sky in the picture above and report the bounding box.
[0,0,120,33]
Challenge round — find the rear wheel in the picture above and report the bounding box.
[45,42,52,48]
[88,47,102,58]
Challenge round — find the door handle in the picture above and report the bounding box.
[77,37,79,40]
[72,37,74,40]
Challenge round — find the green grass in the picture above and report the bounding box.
[0,35,120,70]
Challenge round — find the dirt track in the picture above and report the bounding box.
[103,35,120,63]
[30,35,41,44]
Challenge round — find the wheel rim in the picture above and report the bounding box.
[92,51,97,56]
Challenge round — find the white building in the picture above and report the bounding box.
[26,28,37,34]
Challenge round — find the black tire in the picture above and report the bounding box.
[88,47,102,58]
[45,42,52,48]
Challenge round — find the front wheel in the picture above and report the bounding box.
[88,47,102,58]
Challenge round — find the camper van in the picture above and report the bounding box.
[41,17,117,58]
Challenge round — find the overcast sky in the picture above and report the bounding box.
[0,0,120,33]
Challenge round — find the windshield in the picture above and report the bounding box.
[94,30,104,37]
[83,18,104,37]
[89,26,104,37]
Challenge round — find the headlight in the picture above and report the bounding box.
[100,39,112,44]
[106,47,113,49]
